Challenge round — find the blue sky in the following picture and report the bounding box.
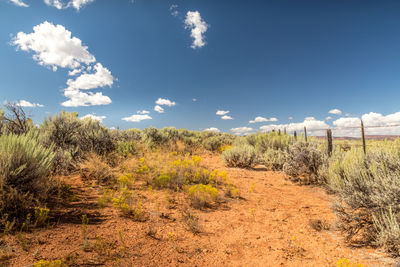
[2,0,400,136]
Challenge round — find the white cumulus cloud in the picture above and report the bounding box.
[184,11,208,49]
[249,116,278,124]
[12,21,96,71]
[154,105,164,113]
[62,89,111,107]
[155,98,176,107]
[13,21,114,107]
[17,100,44,107]
[329,109,342,115]
[231,127,253,135]
[203,127,220,133]
[66,63,113,90]
[43,0,94,10]
[80,114,106,122]
[122,114,152,122]
[221,115,233,120]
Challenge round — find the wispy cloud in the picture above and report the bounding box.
[9,0,29,7]
[216,110,229,116]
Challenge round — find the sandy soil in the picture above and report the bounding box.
[1,154,397,267]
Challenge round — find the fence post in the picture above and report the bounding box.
[327,129,333,156]
[294,131,297,141]
[284,127,287,135]
[304,126,308,143]
[361,120,366,154]
[278,129,281,135]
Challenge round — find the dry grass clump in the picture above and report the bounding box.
[78,153,117,184]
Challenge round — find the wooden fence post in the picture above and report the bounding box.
[278,129,281,135]
[304,126,308,143]
[294,131,297,141]
[327,129,333,156]
[361,120,366,154]
[284,127,287,135]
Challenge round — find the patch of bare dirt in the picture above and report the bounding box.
[1,155,397,266]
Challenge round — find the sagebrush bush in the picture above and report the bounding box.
[263,148,287,171]
[117,141,136,157]
[0,132,55,228]
[41,111,116,162]
[222,144,257,168]
[328,148,400,255]
[188,184,218,209]
[254,132,291,153]
[283,141,323,184]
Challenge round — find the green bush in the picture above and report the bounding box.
[263,148,287,171]
[283,141,323,184]
[117,141,136,157]
[0,132,55,228]
[222,144,257,168]
[254,132,291,153]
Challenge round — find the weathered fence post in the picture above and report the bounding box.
[284,127,287,135]
[278,129,281,135]
[361,120,366,154]
[304,126,308,143]
[327,129,333,156]
[294,131,297,141]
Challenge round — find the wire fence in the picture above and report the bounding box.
[269,120,400,155]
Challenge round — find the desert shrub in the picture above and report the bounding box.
[41,111,81,159]
[222,144,257,168]
[117,141,136,157]
[283,141,323,184]
[188,184,218,209]
[328,148,400,255]
[0,132,54,228]
[79,118,116,156]
[143,127,169,147]
[263,148,287,171]
[202,136,224,152]
[78,153,116,183]
[254,132,291,153]
[1,103,32,135]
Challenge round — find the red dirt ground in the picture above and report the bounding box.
[1,154,397,266]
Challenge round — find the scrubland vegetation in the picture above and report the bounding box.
[223,131,400,257]
[0,104,399,265]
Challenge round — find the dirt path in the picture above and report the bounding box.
[3,154,396,266]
